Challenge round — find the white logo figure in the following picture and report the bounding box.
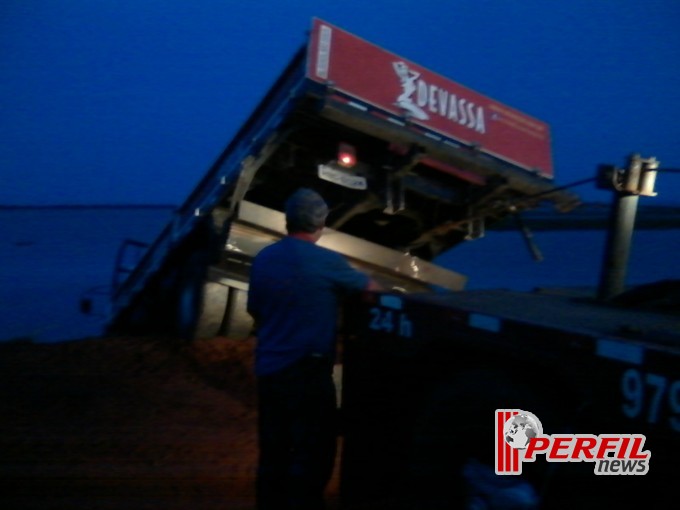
[392,61,429,121]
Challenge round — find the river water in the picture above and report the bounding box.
[1,207,678,342]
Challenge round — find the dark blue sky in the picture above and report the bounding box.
[2,0,679,206]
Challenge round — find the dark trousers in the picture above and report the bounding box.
[256,356,338,510]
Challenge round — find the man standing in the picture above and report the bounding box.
[247,188,380,510]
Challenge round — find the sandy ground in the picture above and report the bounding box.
[3,334,674,510]
[0,335,344,510]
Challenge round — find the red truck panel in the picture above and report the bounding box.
[307,18,554,178]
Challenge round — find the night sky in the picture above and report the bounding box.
[2,0,679,206]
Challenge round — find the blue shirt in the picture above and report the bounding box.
[247,236,369,376]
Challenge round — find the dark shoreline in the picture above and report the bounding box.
[1,202,679,230]
[0,204,176,210]
[493,203,680,231]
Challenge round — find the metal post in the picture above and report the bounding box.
[597,191,639,301]
[219,286,240,337]
[597,154,649,301]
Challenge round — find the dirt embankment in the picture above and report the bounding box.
[0,335,342,509]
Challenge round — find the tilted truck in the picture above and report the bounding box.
[103,19,678,509]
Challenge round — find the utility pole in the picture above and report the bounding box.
[596,154,659,301]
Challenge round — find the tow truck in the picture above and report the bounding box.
[102,19,678,509]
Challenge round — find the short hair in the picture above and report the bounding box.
[285,188,329,233]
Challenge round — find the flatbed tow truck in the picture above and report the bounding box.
[101,19,678,509]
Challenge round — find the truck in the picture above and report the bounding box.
[102,18,678,509]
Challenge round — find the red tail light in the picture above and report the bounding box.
[337,142,356,168]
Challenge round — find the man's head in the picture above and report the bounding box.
[285,188,329,236]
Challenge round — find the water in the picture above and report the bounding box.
[0,207,174,342]
[434,228,680,292]
[1,207,678,343]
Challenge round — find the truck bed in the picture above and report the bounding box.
[408,287,680,352]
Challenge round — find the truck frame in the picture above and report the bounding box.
[106,18,578,342]
[103,19,677,509]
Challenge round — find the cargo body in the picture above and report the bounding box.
[105,18,577,343]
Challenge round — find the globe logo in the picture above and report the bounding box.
[503,411,543,450]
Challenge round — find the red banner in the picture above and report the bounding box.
[307,19,553,178]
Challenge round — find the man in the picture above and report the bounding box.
[247,187,381,510]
